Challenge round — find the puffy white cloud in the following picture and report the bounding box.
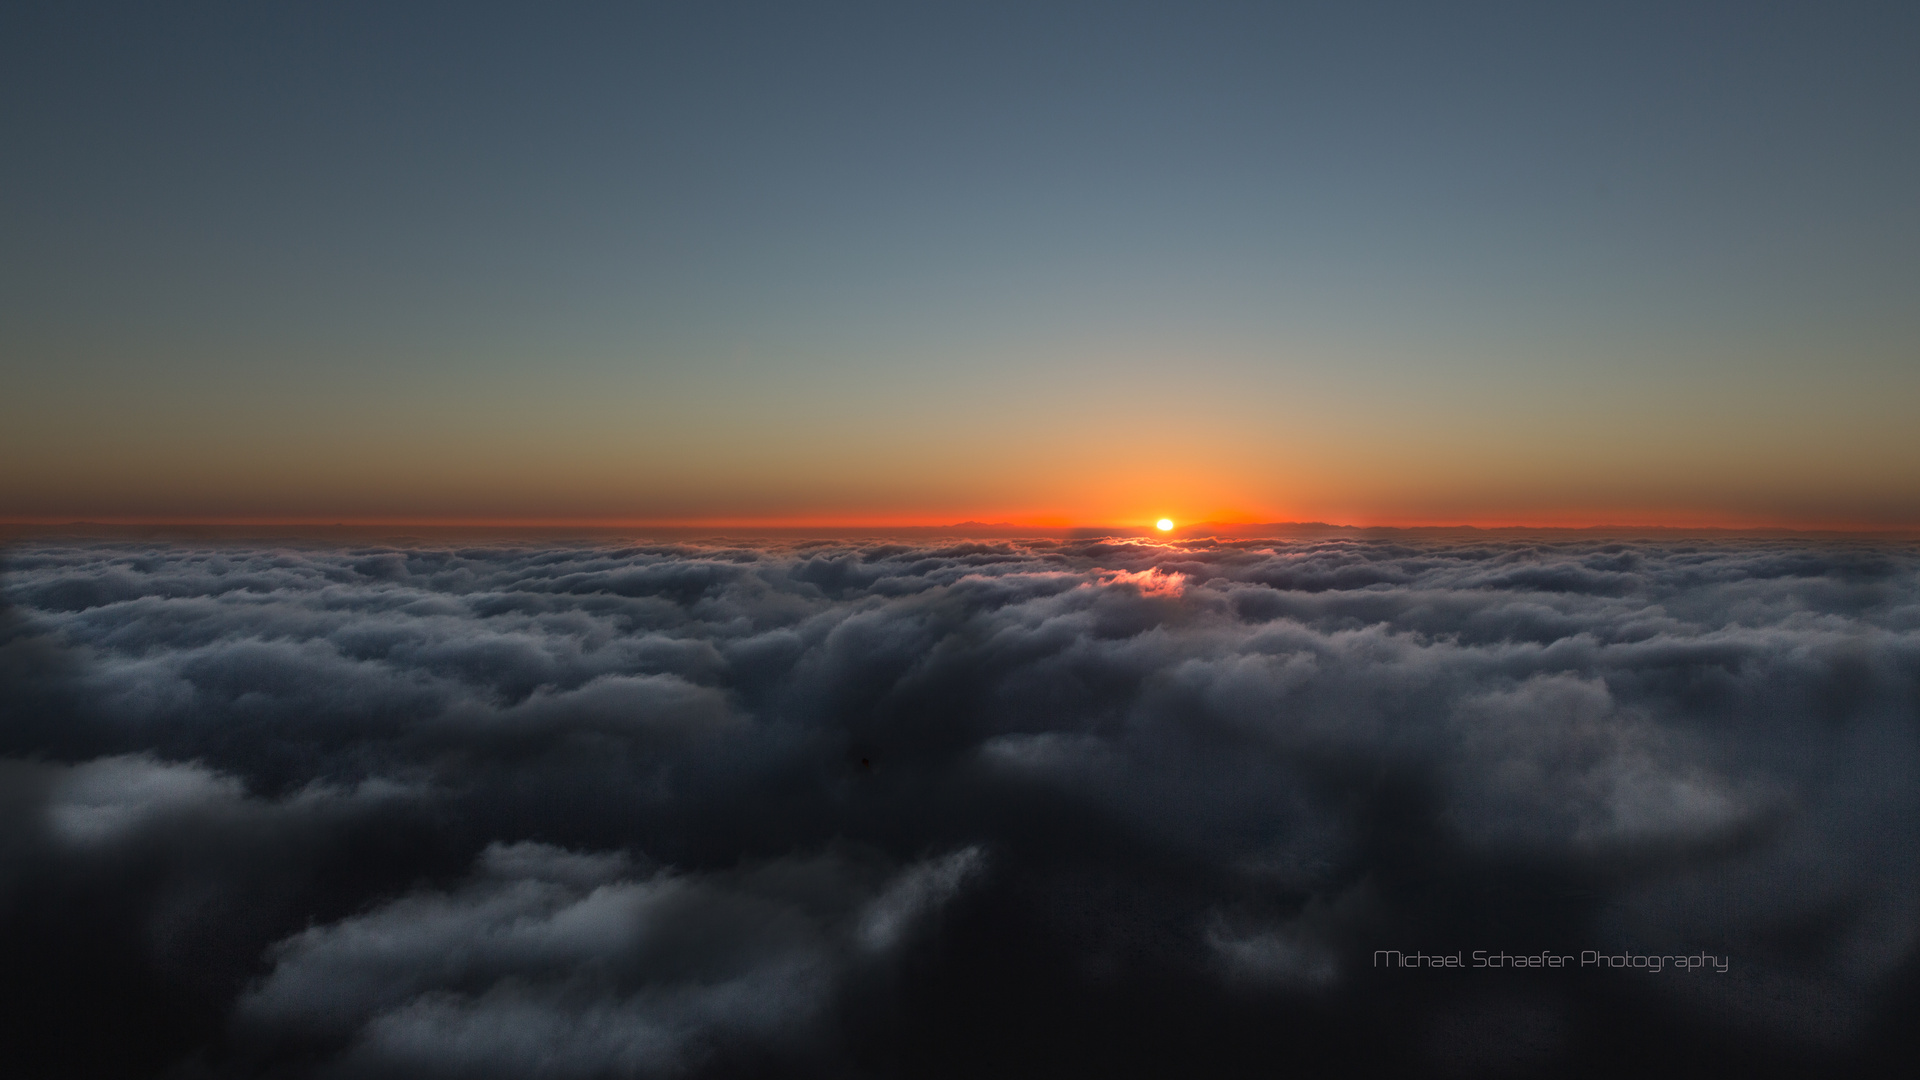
[240,841,979,1077]
[2,536,1916,1075]
[857,846,985,952]
[46,755,244,844]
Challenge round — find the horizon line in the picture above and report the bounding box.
[4,517,1918,540]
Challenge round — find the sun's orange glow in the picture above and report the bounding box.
[1155,518,1174,531]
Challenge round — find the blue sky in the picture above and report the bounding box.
[5,2,1917,524]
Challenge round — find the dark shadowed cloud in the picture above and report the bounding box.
[2,537,1917,1076]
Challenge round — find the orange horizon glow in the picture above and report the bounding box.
[8,9,1920,561]
[4,509,1918,536]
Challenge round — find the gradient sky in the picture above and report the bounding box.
[4,1,1917,528]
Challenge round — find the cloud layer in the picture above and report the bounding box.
[3,536,1917,1076]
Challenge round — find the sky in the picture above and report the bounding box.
[4,1,1918,529]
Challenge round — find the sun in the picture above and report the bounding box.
[1155,518,1174,532]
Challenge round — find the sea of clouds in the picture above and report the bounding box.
[2,536,1916,1076]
